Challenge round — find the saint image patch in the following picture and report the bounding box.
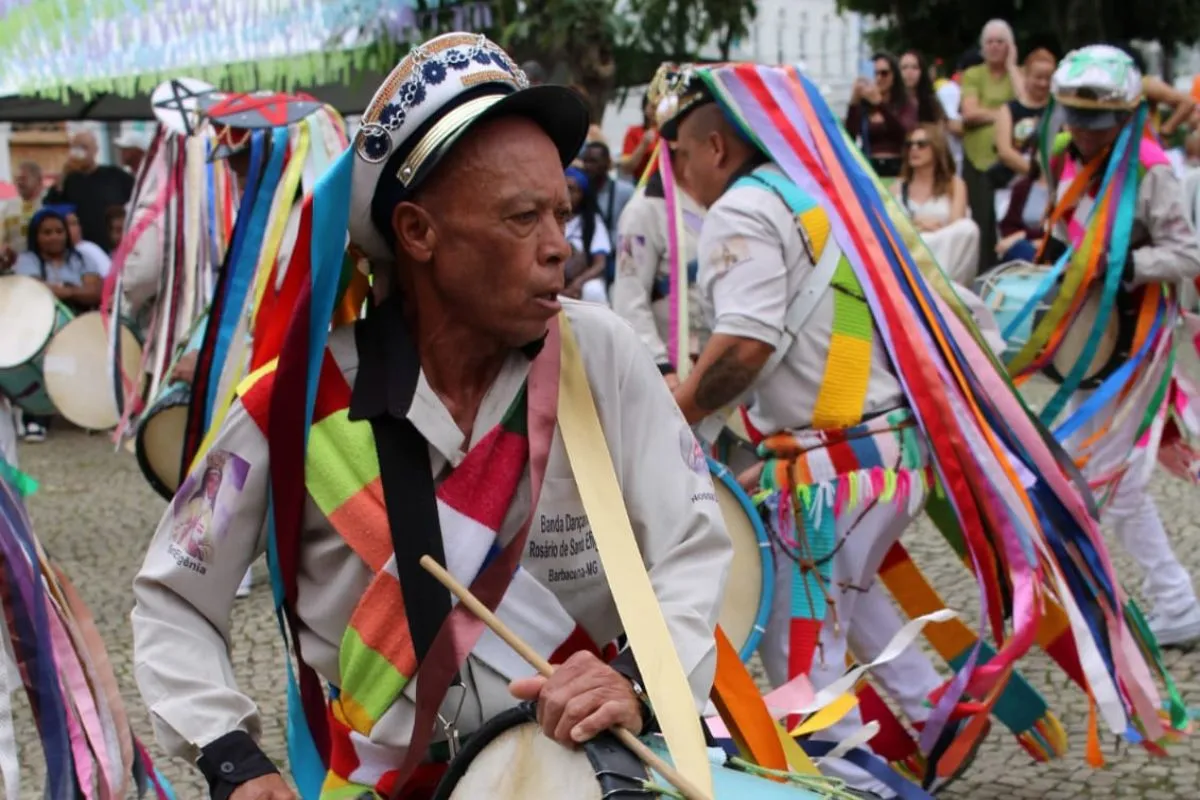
[167,450,250,575]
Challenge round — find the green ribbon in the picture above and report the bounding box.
[0,458,38,499]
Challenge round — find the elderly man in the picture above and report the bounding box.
[131,32,730,800]
[1,161,44,268]
[44,130,134,251]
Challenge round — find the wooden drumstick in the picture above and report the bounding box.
[419,555,713,800]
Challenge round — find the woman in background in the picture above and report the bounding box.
[992,48,1057,184]
[960,19,1023,271]
[892,124,980,284]
[995,160,1050,264]
[563,166,611,305]
[899,51,947,126]
[846,52,912,177]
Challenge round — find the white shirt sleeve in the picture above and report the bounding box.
[937,82,961,121]
[697,195,789,348]
[589,219,612,256]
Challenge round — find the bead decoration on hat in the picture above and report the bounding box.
[356,33,528,164]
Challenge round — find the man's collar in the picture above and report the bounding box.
[348,292,549,422]
[722,153,770,196]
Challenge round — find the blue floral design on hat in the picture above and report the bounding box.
[422,60,448,85]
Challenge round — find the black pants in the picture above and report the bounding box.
[963,158,998,273]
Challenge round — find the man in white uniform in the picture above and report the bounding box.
[131,33,730,800]
[661,65,961,798]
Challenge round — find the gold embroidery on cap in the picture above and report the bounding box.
[397,94,506,185]
[462,70,519,89]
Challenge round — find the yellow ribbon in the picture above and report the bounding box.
[557,312,714,798]
[189,122,311,473]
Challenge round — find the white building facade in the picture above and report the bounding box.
[600,0,870,147]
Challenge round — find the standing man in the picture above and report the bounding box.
[114,129,149,175]
[1,161,44,268]
[131,33,730,800]
[45,130,135,252]
[580,140,635,285]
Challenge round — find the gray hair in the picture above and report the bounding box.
[17,161,42,180]
[980,19,1015,47]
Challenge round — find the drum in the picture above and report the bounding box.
[708,457,773,662]
[1043,286,1129,390]
[435,703,827,800]
[0,275,74,415]
[974,261,1051,357]
[136,382,191,501]
[136,318,208,500]
[42,312,143,431]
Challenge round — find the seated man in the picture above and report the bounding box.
[131,33,731,800]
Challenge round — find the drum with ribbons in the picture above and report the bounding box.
[975,260,1052,358]
[708,457,773,663]
[0,274,74,416]
[42,311,143,431]
[136,319,208,500]
[432,702,843,800]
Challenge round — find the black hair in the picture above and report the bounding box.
[901,50,946,124]
[583,140,610,159]
[26,209,82,280]
[871,52,907,114]
[956,47,984,74]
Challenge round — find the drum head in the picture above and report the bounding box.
[139,402,189,499]
[43,313,143,430]
[0,275,58,368]
[1051,290,1118,381]
[713,477,768,660]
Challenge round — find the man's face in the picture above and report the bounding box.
[581,145,609,184]
[14,166,41,200]
[674,114,726,208]
[404,117,573,347]
[68,132,98,169]
[1068,124,1121,162]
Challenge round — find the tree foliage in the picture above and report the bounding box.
[839,0,1200,76]
[413,0,756,118]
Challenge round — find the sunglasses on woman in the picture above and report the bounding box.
[906,139,931,150]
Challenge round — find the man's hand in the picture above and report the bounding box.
[663,372,680,391]
[170,351,198,386]
[509,651,643,746]
[228,774,297,800]
[736,461,764,494]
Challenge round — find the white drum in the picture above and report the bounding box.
[42,312,143,431]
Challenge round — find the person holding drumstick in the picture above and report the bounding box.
[131,33,731,800]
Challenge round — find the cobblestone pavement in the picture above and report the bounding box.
[9,403,1200,798]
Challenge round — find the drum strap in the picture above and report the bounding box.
[556,312,715,797]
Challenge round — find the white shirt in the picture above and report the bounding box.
[936,81,964,173]
[698,164,905,434]
[611,187,708,366]
[75,240,112,278]
[566,214,612,257]
[131,301,730,761]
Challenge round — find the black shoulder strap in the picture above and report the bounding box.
[901,180,910,211]
[357,321,453,664]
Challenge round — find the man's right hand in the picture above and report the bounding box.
[228,775,297,800]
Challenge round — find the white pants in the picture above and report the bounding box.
[0,399,16,470]
[759,484,937,796]
[923,218,981,286]
[1065,390,1198,617]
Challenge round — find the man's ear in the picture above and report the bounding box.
[710,130,728,170]
[392,201,437,264]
